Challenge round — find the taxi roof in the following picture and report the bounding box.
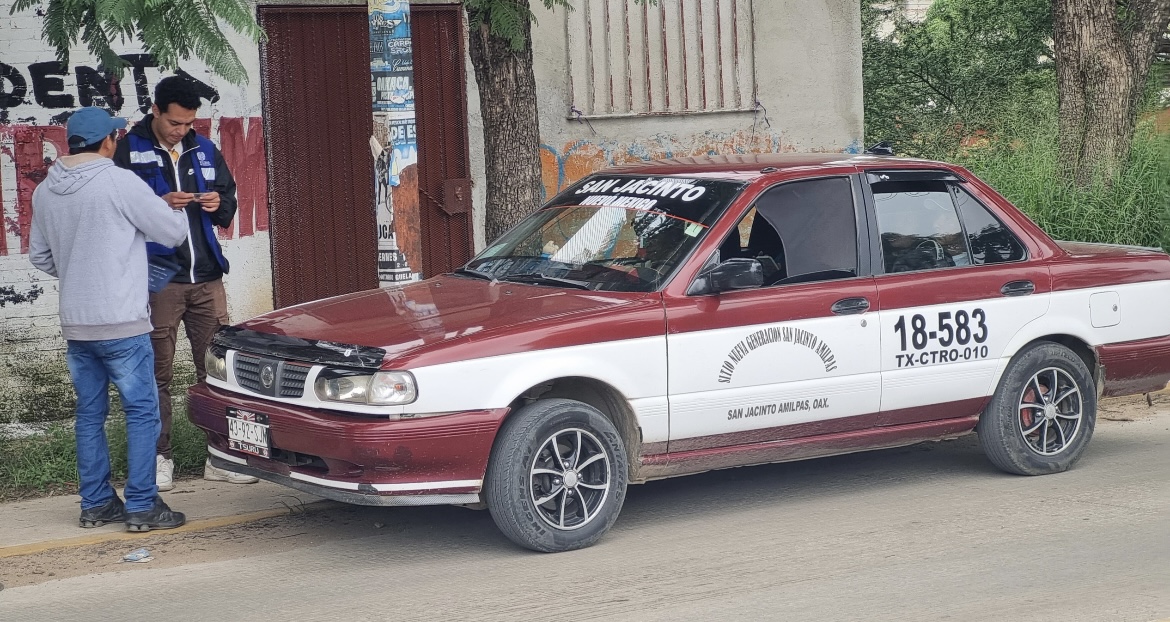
[603,153,957,182]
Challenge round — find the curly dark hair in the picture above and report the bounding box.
[154,76,203,113]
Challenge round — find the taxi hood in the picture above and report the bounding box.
[230,275,664,369]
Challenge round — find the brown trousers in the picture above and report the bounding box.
[150,280,229,458]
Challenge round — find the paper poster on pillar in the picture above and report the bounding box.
[369,0,414,113]
[369,0,420,283]
[371,113,420,284]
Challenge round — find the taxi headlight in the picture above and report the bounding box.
[314,370,417,405]
[368,371,417,405]
[205,348,227,381]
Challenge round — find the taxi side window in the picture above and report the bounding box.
[716,177,858,287]
[717,207,786,283]
[951,186,1026,264]
[872,180,970,273]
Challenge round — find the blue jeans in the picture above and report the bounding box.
[66,334,160,513]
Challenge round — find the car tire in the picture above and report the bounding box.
[977,341,1097,476]
[484,398,628,553]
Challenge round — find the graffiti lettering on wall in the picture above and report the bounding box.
[0,58,266,257]
[0,120,267,257]
[0,284,43,306]
[539,130,796,200]
[0,56,218,123]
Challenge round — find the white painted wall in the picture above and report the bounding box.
[0,1,272,419]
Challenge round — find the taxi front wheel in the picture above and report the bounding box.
[484,398,628,553]
[977,342,1097,476]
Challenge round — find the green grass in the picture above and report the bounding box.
[0,393,208,501]
[869,74,1169,250]
[954,124,1169,249]
[892,89,1170,250]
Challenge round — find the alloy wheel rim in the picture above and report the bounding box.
[1017,367,1083,456]
[529,428,611,531]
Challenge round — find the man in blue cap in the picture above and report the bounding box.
[28,106,190,532]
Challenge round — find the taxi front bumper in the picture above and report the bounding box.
[188,383,509,506]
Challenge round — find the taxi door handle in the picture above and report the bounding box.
[1001,280,1035,296]
[831,297,870,315]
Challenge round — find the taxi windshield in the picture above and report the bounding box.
[461,175,746,292]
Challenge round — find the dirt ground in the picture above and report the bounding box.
[0,503,397,589]
[2,392,1167,592]
[1096,390,1169,422]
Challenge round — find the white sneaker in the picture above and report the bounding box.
[156,455,175,492]
[204,459,258,484]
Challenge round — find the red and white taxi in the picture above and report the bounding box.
[190,154,1170,552]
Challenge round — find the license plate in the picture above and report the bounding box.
[226,408,271,459]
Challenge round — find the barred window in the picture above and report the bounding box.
[565,0,757,118]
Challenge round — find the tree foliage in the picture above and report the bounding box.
[862,0,1054,156]
[465,0,652,52]
[9,0,263,85]
[465,0,570,51]
[862,0,1169,248]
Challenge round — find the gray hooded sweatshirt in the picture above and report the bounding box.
[29,154,188,341]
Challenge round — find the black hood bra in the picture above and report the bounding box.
[211,326,387,369]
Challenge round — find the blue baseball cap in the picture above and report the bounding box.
[66,107,128,149]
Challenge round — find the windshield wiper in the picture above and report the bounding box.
[500,273,592,290]
[452,267,498,283]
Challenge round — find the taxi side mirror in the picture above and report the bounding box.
[688,258,764,296]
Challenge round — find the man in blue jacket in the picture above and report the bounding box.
[114,76,258,490]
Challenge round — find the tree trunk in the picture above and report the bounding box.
[1053,0,1170,187]
[466,2,545,243]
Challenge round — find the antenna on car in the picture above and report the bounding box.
[864,141,896,156]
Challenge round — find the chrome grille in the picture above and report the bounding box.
[234,354,308,398]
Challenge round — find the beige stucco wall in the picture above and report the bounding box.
[465,0,864,251]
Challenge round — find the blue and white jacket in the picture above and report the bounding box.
[113,116,238,283]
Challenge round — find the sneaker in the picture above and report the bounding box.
[204,458,259,484]
[79,496,126,528]
[125,496,186,532]
[156,454,174,492]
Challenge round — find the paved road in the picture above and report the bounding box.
[2,410,1168,622]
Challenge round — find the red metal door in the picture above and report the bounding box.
[412,4,474,276]
[260,6,378,308]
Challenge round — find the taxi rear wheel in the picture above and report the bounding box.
[484,398,628,553]
[977,342,1097,476]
